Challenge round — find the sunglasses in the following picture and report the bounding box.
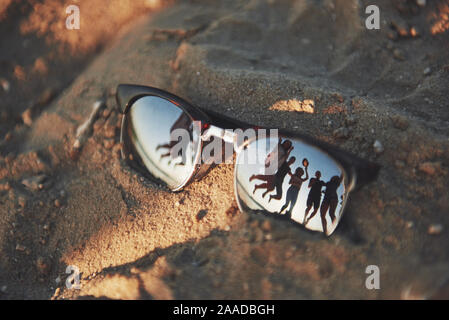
[116,84,380,236]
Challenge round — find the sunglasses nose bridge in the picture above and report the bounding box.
[201,125,237,145]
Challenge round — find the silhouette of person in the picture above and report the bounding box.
[156,112,193,165]
[268,156,297,202]
[264,138,293,174]
[250,157,296,199]
[303,171,325,225]
[319,174,343,235]
[279,160,309,218]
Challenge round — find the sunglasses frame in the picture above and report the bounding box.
[117,84,380,235]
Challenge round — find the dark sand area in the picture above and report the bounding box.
[0,0,449,299]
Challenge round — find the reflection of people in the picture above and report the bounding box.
[319,174,343,235]
[250,157,296,199]
[303,171,325,225]
[279,160,309,218]
[267,157,297,202]
[156,112,192,165]
[264,139,293,174]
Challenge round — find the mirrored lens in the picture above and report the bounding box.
[235,137,351,236]
[123,96,200,190]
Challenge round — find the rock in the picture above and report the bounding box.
[36,257,50,275]
[423,67,431,76]
[18,196,27,208]
[102,108,111,118]
[15,244,26,252]
[0,78,10,92]
[428,224,443,235]
[391,115,409,130]
[416,0,426,7]
[391,20,409,37]
[103,139,115,149]
[333,127,350,139]
[72,99,107,155]
[410,27,419,37]
[418,161,441,176]
[0,285,6,293]
[21,108,33,126]
[393,48,405,60]
[261,220,272,232]
[54,199,61,208]
[22,174,47,191]
[0,181,11,191]
[373,140,384,154]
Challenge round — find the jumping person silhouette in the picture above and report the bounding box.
[156,112,193,165]
[250,157,296,199]
[264,138,293,174]
[279,159,309,218]
[303,171,325,225]
[319,174,343,235]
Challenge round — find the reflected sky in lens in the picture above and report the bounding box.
[129,96,198,189]
[236,137,347,235]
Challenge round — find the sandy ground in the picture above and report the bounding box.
[0,0,449,299]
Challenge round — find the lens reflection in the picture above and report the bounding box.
[235,137,349,235]
[126,96,199,190]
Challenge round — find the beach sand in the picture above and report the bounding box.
[0,0,448,299]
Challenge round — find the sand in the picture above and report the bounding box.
[0,0,449,299]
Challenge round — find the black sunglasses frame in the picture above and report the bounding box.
[116,84,380,193]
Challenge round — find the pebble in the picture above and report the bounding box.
[410,27,419,37]
[416,0,426,7]
[103,139,115,149]
[393,48,405,60]
[373,140,384,154]
[36,257,50,275]
[15,244,26,252]
[0,78,10,92]
[261,220,272,232]
[22,108,33,126]
[391,20,409,37]
[391,115,409,130]
[428,224,443,235]
[102,108,111,118]
[418,162,440,176]
[18,196,27,208]
[0,181,11,191]
[423,67,431,76]
[22,174,47,191]
[333,127,350,139]
[54,199,61,208]
[0,285,6,293]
